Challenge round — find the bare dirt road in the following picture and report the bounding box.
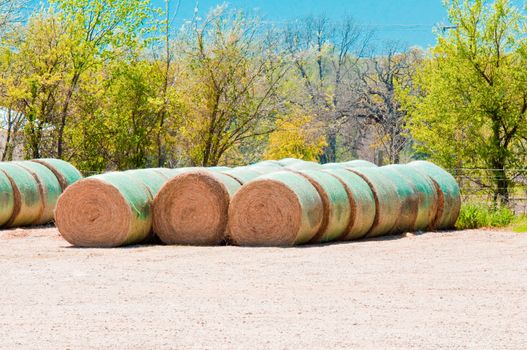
[1,227,526,349]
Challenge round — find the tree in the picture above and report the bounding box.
[356,44,422,164]
[283,15,371,163]
[264,107,327,161]
[403,0,527,204]
[0,0,27,34]
[177,6,289,166]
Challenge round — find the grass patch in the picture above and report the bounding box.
[511,216,527,233]
[456,203,516,230]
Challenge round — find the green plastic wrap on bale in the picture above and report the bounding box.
[340,160,378,168]
[322,168,376,240]
[222,166,263,184]
[93,172,152,245]
[348,167,401,237]
[258,171,323,244]
[209,171,242,198]
[124,168,170,197]
[0,163,43,227]
[408,161,461,229]
[31,158,82,190]
[155,167,188,179]
[378,167,419,233]
[385,164,439,231]
[254,160,283,168]
[297,170,351,243]
[16,161,62,225]
[276,158,304,166]
[0,170,14,226]
[207,166,231,172]
[285,161,323,171]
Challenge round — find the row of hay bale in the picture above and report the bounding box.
[0,159,82,228]
[55,158,461,248]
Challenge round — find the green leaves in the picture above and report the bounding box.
[403,0,527,204]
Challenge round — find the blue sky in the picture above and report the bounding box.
[154,0,449,50]
[30,0,449,49]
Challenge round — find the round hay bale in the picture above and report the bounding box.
[0,170,15,227]
[31,158,82,191]
[207,166,231,172]
[0,163,43,227]
[321,162,341,169]
[322,168,376,240]
[377,167,419,233]
[385,164,439,231]
[296,170,350,243]
[255,160,283,168]
[276,158,304,166]
[341,160,378,168]
[285,161,323,171]
[347,167,401,237]
[222,166,263,185]
[16,161,62,225]
[408,161,461,229]
[55,172,152,247]
[124,168,171,196]
[152,170,241,245]
[155,167,189,179]
[228,171,324,247]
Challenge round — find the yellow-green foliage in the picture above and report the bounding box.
[400,0,527,204]
[265,111,327,161]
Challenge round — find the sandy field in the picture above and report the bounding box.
[1,227,526,350]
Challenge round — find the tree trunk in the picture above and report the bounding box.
[320,131,337,163]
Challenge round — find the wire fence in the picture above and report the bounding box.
[452,168,527,215]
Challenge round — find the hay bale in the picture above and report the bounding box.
[31,158,82,191]
[377,167,419,233]
[55,172,152,247]
[347,167,401,237]
[408,161,461,229]
[16,161,62,225]
[385,164,439,231]
[285,161,323,171]
[222,166,263,184]
[254,160,283,168]
[276,158,304,166]
[155,167,188,179]
[341,160,378,168]
[296,170,350,243]
[207,166,231,172]
[0,170,15,227]
[152,170,241,245]
[228,171,323,247]
[322,168,376,240]
[124,168,172,196]
[0,163,44,227]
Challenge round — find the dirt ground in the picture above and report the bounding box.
[1,227,526,350]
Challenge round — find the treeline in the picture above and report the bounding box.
[0,0,526,204]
